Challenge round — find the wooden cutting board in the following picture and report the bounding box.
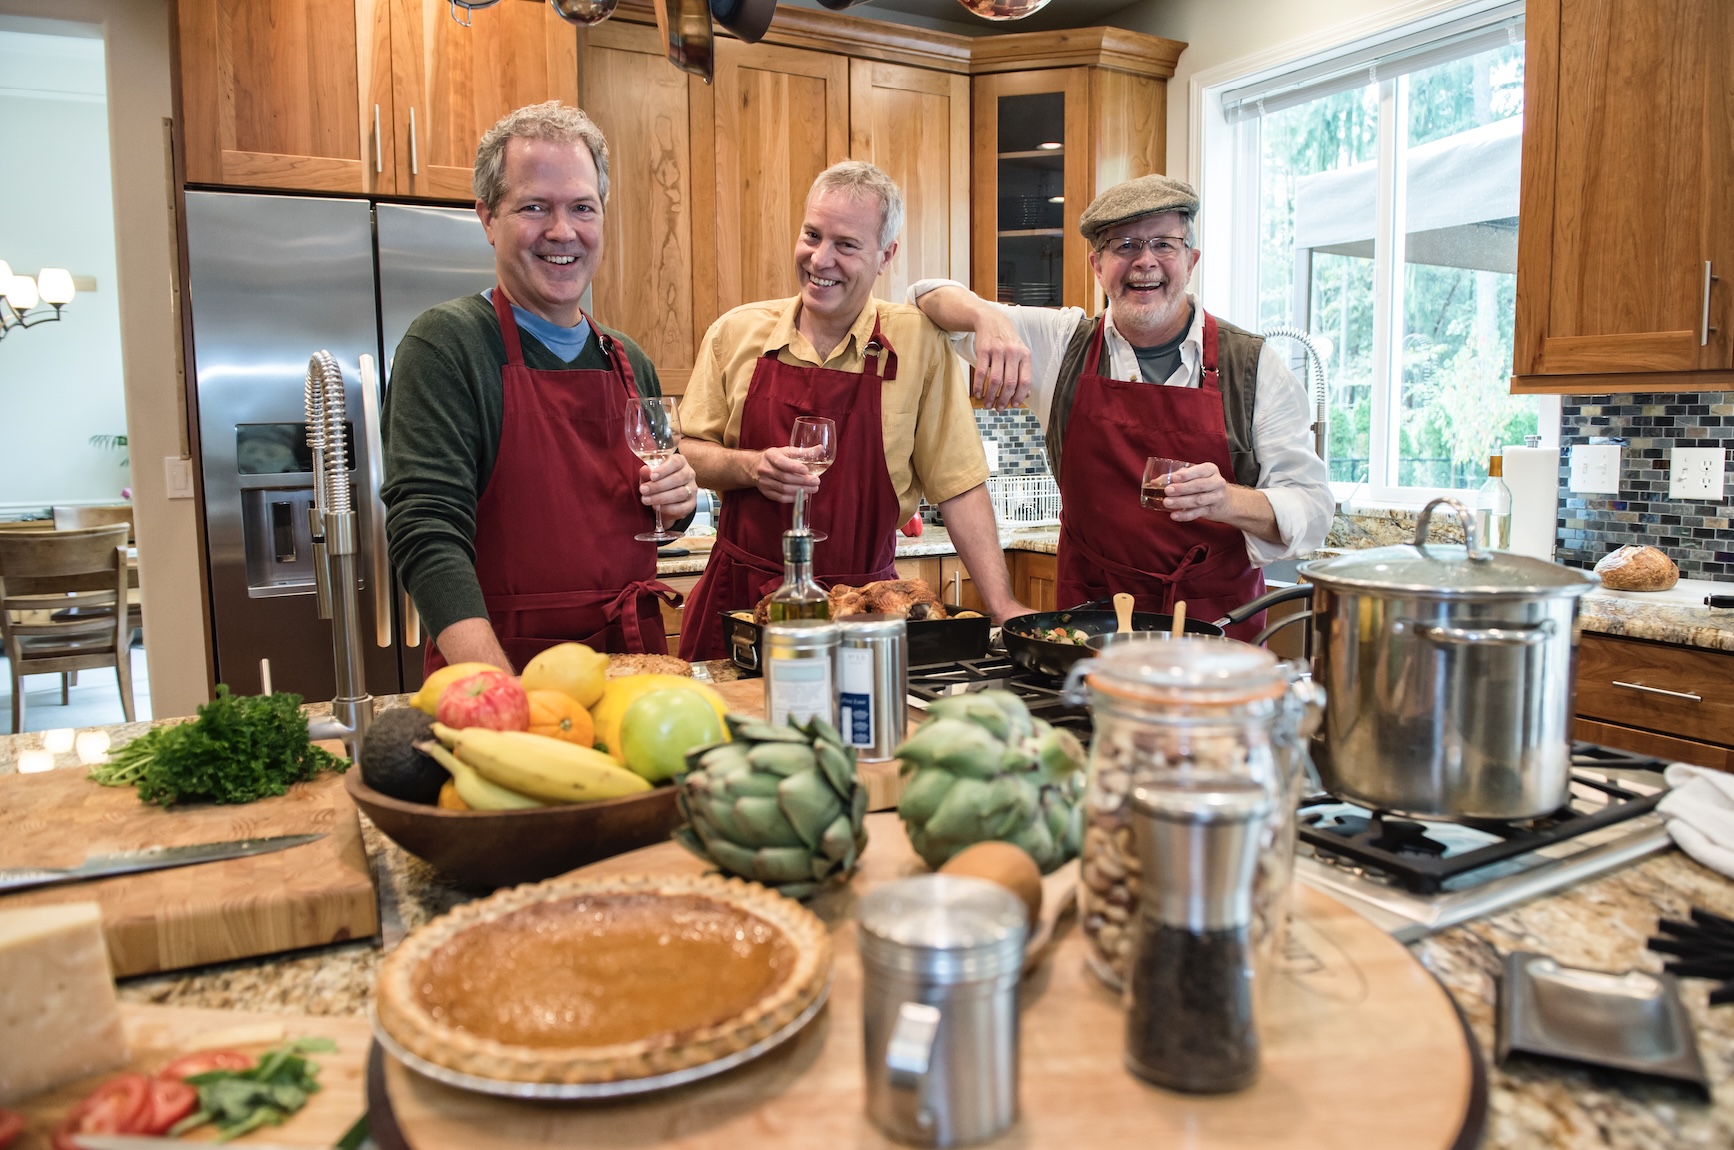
[369,816,1483,1150]
[10,1004,372,1148]
[0,769,378,976]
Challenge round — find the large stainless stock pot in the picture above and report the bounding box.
[1298,498,1599,820]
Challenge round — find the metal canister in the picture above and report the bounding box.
[858,875,1026,1147]
[837,614,907,761]
[763,619,839,728]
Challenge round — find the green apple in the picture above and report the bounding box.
[620,688,727,783]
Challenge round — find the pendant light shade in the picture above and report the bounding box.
[549,0,617,24]
[953,0,1052,18]
[36,268,76,306]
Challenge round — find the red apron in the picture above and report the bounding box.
[425,289,681,674]
[679,317,904,662]
[1055,311,1267,642]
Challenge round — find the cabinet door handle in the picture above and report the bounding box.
[1612,679,1702,703]
[409,107,419,176]
[1703,261,1718,346]
[373,104,382,174]
[950,569,961,607]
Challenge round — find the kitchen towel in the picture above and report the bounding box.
[1502,445,1560,561]
[1659,764,1734,878]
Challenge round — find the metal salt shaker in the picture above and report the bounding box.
[836,614,907,761]
[858,875,1027,1147]
[763,619,839,728]
[1123,777,1270,1093]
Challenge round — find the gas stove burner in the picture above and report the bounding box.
[906,656,1090,738]
[1318,814,1451,858]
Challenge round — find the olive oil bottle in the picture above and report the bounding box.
[766,529,830,622]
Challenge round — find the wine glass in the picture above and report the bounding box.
[790,416,836,542]
[1140,457,1191,511]
[625,396,683,543]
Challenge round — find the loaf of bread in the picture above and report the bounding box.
[1593,545,1679,591]
[606,653,693,677]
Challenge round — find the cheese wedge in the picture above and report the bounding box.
[0,902,129,1104]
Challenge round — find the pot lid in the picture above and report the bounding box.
[1301,498,1600,598]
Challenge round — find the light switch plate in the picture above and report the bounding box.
[1568,444,1622,494]
[983,439,1000,473]
[163,456,194,499]
[1669,447,1726,500]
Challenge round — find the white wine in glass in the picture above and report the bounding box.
[625,396,683,543]
[790,415,836,542]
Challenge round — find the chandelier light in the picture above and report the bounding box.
[0,260,77,340]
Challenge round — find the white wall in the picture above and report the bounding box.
[0,0,211,719]
[0,24,129,509]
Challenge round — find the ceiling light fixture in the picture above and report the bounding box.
[954,0,1053,19]
[0,261,77,341]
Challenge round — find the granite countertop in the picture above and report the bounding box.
[654,526,1060,577]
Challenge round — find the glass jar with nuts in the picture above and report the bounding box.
[1062,636,1317,992]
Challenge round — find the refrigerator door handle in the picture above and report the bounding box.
[403,588,422,649]
[359,353,393,648]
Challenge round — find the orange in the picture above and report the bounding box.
[526,689,596,747]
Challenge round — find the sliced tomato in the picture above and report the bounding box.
[0,1107,24,1150]
[139,1076,198,1135]
[157,1049,253,1080]
[50,1072,152,1150]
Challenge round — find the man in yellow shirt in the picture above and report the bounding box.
[678,161,1028,660]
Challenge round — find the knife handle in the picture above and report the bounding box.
[0,868,73,893]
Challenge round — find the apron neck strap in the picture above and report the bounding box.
[491,285,526,366]
[862,313,899,382]
[1200,309,1221,391]
[493,287,638,398]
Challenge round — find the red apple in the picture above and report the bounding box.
[436,670,530,731]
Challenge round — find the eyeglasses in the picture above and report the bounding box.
[1101,236,1189,259]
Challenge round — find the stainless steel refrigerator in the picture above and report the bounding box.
[184,191,497,700]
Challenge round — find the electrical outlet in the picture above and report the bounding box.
[1669,446,1727,500]
[1568,443,1622,494]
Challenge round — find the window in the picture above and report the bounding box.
[1209,2,1551,504]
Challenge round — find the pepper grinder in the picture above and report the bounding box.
[1124,776,1270,1093]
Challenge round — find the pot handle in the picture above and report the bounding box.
[1399,619,1556,646]
[1414,496,1490,561]
[1215,582,1315,626]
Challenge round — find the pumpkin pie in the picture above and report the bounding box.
[375,872,832,1084]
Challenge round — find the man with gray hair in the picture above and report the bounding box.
[908,173,1332,640]
[382,100,696,673]
[677,160,1028,661]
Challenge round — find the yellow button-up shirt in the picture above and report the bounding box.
[678,296,988,522]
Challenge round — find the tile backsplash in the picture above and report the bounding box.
[1556,393,1733,581]
[974,407,1048,475]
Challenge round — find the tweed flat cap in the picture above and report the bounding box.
[1077,174,1200,245]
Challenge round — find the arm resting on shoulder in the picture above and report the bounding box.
[937,484,1032,624]
[912,286,1031,410]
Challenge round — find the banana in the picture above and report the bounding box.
[449,727,652,804]
[418,740,546,810]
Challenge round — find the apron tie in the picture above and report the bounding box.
[603,579,684,655]
[1061,523,1210,613]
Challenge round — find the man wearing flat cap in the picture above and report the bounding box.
[908,174,1332,638]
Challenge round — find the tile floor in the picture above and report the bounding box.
[0,647,152,733]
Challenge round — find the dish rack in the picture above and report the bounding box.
[988,473,1061,527]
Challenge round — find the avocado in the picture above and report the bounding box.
[359,707,446,803]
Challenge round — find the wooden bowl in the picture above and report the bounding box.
[343,770,684,890]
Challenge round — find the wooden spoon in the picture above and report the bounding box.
[1171,600,1187,637]
[1113,593,1134,635]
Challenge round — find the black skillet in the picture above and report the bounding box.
[1000,585,1315,679]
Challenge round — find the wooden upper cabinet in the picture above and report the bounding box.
[712,39,849,315]
[391,0,579,201]
[579,20,712,392]
[177,0,395,193]
[1513,0,1734,390]
[849,61,970,301]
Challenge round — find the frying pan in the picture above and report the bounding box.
[1000,585,1314,679]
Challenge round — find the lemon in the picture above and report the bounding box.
[521,643,610,709]
[592,674,728,762]
[411,661,500,715]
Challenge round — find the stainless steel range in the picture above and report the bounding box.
[906,655,1675,942]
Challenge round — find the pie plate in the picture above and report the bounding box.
[371,975,832,1100]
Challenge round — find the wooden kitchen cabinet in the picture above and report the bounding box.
[1573,632,1734,770]
[1512,0,1734,392]
[658,572,703,656]
[938,556,987,614]
[1011,550,1057,612]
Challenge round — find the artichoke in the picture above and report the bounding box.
[895,690,1085,873]
[674,714,870,899]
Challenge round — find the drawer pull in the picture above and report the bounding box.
[1612,680,1702,703]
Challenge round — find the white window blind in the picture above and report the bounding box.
[1221,1,1524,122]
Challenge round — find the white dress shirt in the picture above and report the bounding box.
[908,279,1334,565]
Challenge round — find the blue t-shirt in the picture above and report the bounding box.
[482,288,592,361]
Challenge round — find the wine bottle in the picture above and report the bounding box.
[1476,453,1513,550]
[766,529,830,622]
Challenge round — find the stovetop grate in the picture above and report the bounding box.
[906,655,1091,738]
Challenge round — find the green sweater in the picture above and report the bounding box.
[381,293,662,640]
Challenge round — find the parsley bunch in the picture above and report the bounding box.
[170,1037,337,1142]
[91,686,343,806]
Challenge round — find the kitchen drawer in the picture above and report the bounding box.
[1575,633,1734,749]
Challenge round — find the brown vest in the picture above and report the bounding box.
[1044,312,1263,489]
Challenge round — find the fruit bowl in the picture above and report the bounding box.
[343,770,683,889]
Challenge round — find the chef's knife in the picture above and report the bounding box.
[73,1137,319,1150]
[0,834,325,894]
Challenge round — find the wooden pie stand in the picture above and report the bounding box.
[367,814,1485,1149]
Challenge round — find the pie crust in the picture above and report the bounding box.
[375,872,832,1084]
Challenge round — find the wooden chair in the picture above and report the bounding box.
[52,504,135,540]
[0,524,135,733]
